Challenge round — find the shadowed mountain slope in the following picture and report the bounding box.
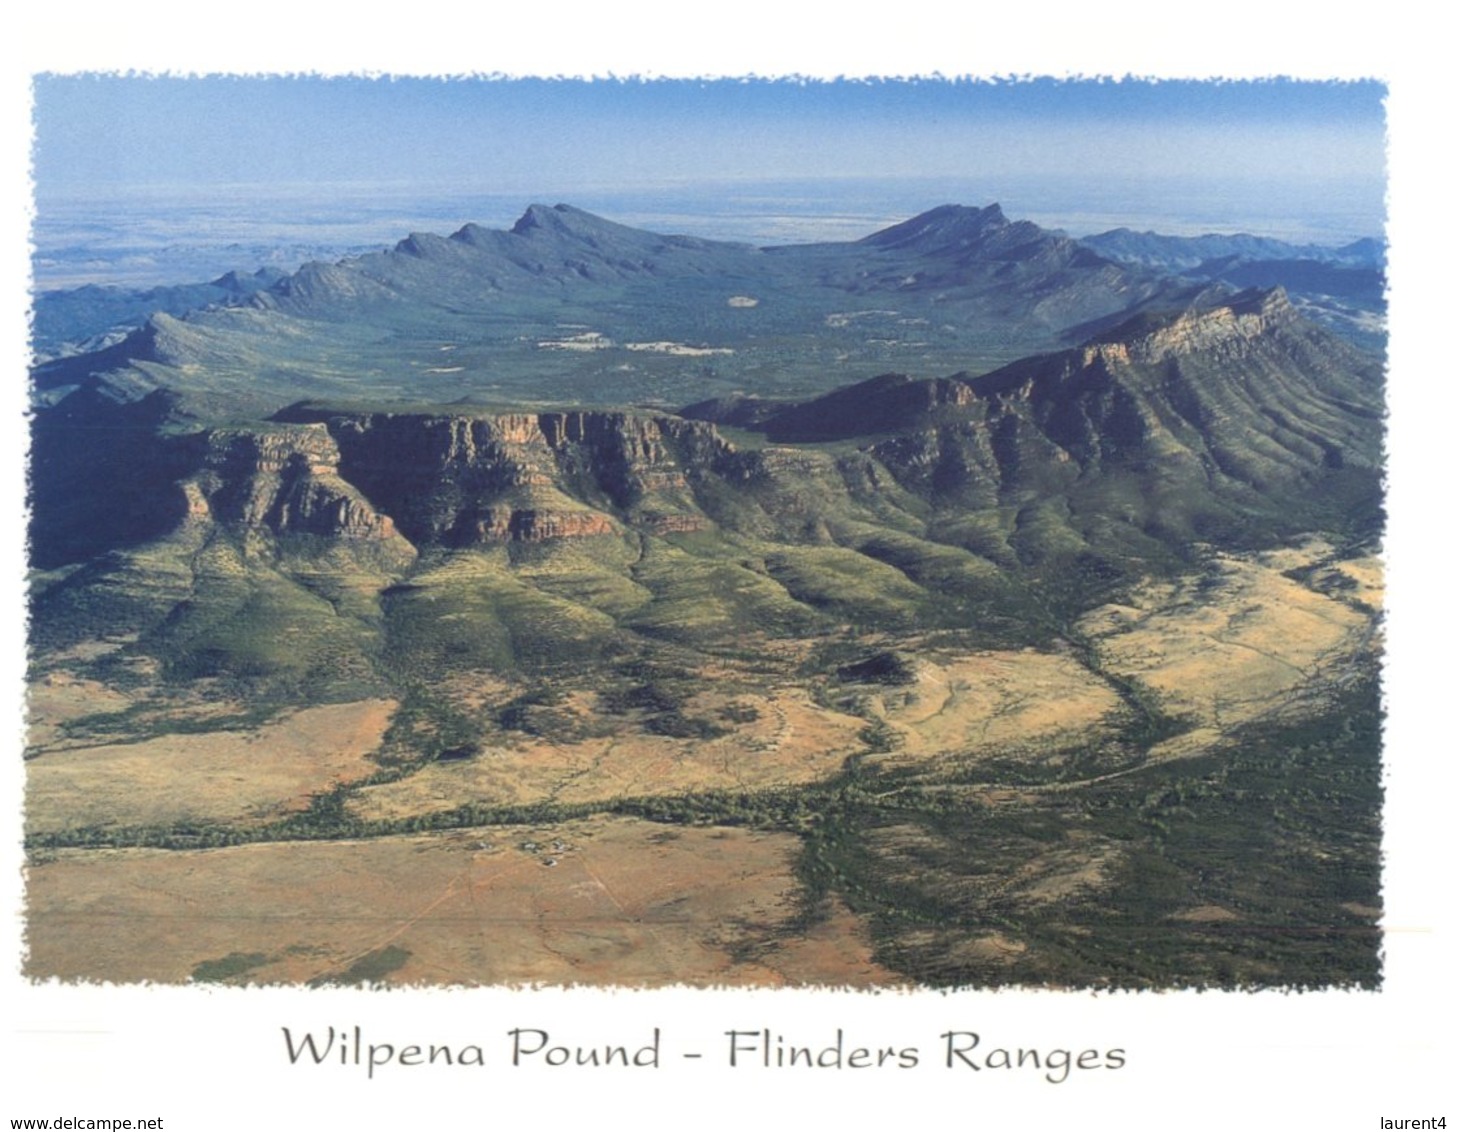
[32,280,1382,691]
[31,203,1211,420]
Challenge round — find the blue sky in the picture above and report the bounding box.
[33,75,1385,202]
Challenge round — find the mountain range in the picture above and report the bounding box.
[30,204,1383,677]
[1080,227,1385,351]
[24,203,1385,989]
[1079,228,1383,272]
[34,203,1227,416]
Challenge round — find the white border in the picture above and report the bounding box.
[3,6,1448,1130]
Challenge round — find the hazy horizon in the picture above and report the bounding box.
[32,176,1386,291]
[31,76,1387,290]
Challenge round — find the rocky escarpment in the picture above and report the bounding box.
[1079,285,1304,367]
[176,403,925,560]
[33,286,1381,587]
[35,285,1381,584]
[269,407,742,548]
[175,411,731,554]
[681,289,1383,552]
[182,425,414,566]
[33,397,917,583]
[947,288,1382,492]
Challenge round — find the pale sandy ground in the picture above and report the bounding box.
[25,672,136,749]
[856,649,1124,768]
[348,687,864,822]
[26,816,894,988]
[1077,545,1379,760]
[26,700,397,833]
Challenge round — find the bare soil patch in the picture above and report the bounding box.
[1078,552,1373,747]
[26,699,397,834]
[859,650,1123,767]
[25,673,137,750]
[1172,905,1240,923]
[25,816,894,988]
[945,932,1028,966]
[1008,836,1123,906]
[349,688,864,821]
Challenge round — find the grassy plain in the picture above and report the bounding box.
[26,699,397,834]
[24,535,1381,988]
[26,818,890,988]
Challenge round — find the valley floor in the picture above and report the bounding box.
[23,537,1383,989]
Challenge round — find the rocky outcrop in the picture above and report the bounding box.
[267,407,738,547]
[865,289,1381,506]
[505,510,618,541]
[643,513,711,535]
[184,424,416,568]
[1083,287,1300,368]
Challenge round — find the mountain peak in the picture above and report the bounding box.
[1086,287,1298,366]
[509,202,622,239]
[859,204,1009,251]
[510,202,567,235]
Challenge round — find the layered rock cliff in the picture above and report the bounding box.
[34,284,1381,590]
[181,425,415,569]
[269,407,739,548]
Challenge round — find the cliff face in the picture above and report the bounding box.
[33,289,1382,599]
[161,404,927,564]
[260,408,743,549]
[181,424,418,570]
[1082,287,1300,368]
[738,290,1383,509]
